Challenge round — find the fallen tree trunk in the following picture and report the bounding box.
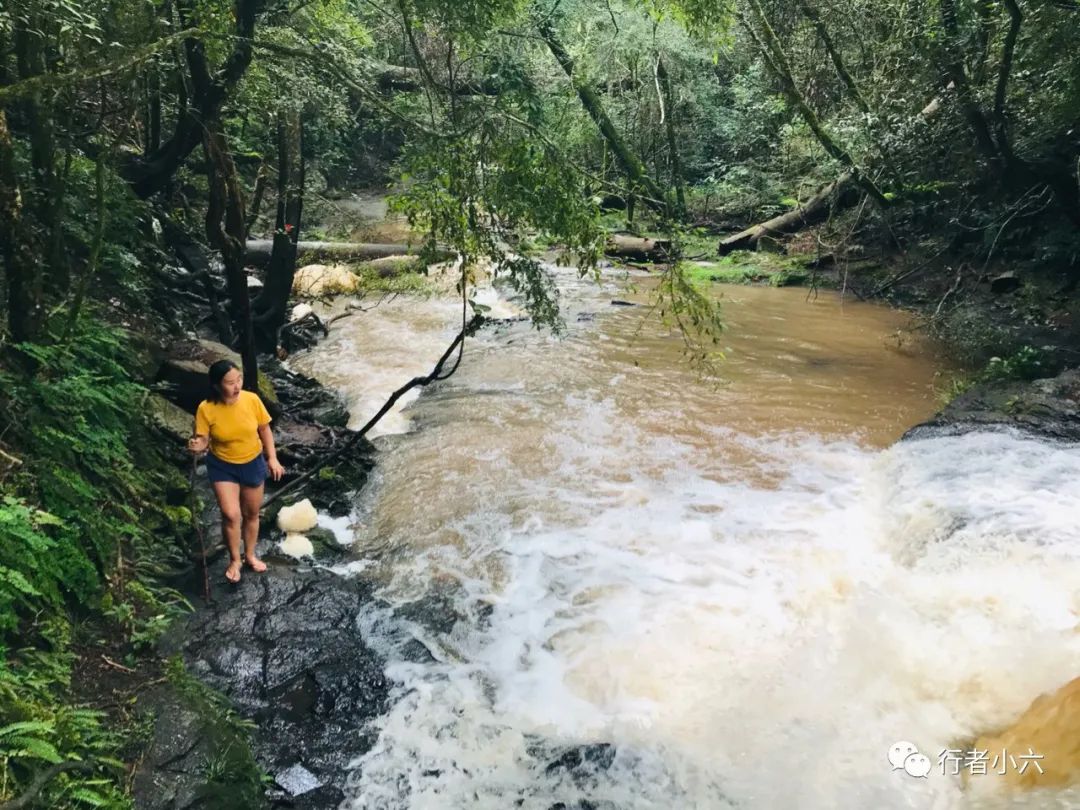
[718,172,859,254]
[605,234,674,262]
[245,240,450,268]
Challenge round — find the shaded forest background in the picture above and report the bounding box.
[1,0,1079,805]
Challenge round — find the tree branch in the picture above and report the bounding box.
[261,314,485,510]
[992,0,1022,161]
[0,762,95,810]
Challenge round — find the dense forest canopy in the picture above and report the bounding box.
[4,0,1079,346]
[1,0,1080,805]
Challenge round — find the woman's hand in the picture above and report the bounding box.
[268,458,285,481]
[187,435,209,455]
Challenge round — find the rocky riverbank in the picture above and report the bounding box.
[904,366,1080,443]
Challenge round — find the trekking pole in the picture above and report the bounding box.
[188,454,211,603]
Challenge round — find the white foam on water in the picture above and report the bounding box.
[317,512,359,546]
[340,423,1080,810]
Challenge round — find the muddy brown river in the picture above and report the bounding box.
[291,264,1080,809]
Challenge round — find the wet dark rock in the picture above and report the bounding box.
[545,744,617,776]
[261,357,350,427]
[904,367,1080,443]
[541,744,619,810]
[182,564,390,807]
[130,688,214,810]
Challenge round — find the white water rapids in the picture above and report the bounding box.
[289,266,1080,809]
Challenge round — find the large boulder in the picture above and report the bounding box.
[157,339,280,416]
[292,264,361,297]
[903,367,1080,443]
[148,393,194,442]
[180,564,390,807]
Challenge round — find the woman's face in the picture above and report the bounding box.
[219,368,243,400]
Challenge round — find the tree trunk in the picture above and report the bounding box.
[718,173,859,254]
[798,0,870,114]
[145,67,162,154]
[245,240,447,267]
[14,17,67,295]
[245,160,269,239]
[655,55,686,217]
[253,111,304,350]
[536,13,669,215]
[938,0,1001,165]
[123,0,264,198]
[937,0,1080,225]
[0,110,43,343]
[203,124,258,391]
[605,233,674,262]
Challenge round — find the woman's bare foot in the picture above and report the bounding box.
[225,558,242,583]
[246,556,268,573]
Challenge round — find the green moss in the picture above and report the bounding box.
[686,262,769,285]
[354,267,438,296]
[769,269,811,287]
[256,371,279,406]
[352,256,423,276]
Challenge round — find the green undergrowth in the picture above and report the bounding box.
[935,344,1055,405]
[684,252,816,288]
[355,262,439,295]
[0,316,249,807]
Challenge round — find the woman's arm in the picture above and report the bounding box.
[258,423,285,481]
[190,406,210,454]
[187,433,209,454]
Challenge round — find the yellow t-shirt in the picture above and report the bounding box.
[194,390,272,464]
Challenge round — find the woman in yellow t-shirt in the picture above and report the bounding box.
[186,360,286,583]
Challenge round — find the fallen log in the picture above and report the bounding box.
[717,172,859,254]
[604,233,674,262]
[245,240,450,268]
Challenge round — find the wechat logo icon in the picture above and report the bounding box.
[889,741,931,778]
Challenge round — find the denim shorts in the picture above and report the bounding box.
[205,452,268,488]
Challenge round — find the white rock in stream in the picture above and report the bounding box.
[292,264,360,296]
[277,498,318,533]
[280,533,314,558]
[290,302,315,322]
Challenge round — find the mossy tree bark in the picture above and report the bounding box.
[203,124,259,390]
[655,55,686,218]
[938,0,1080,226]
[0,110,43,343]
[254,111,305,350]
[13,13,68,295]
[122,0,265,199]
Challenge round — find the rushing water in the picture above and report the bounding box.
[290,265,1080,809]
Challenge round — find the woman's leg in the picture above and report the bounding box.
[212,480,243,582]
[240,483,267,572]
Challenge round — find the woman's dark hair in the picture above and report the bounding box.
[207,359,241,403]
